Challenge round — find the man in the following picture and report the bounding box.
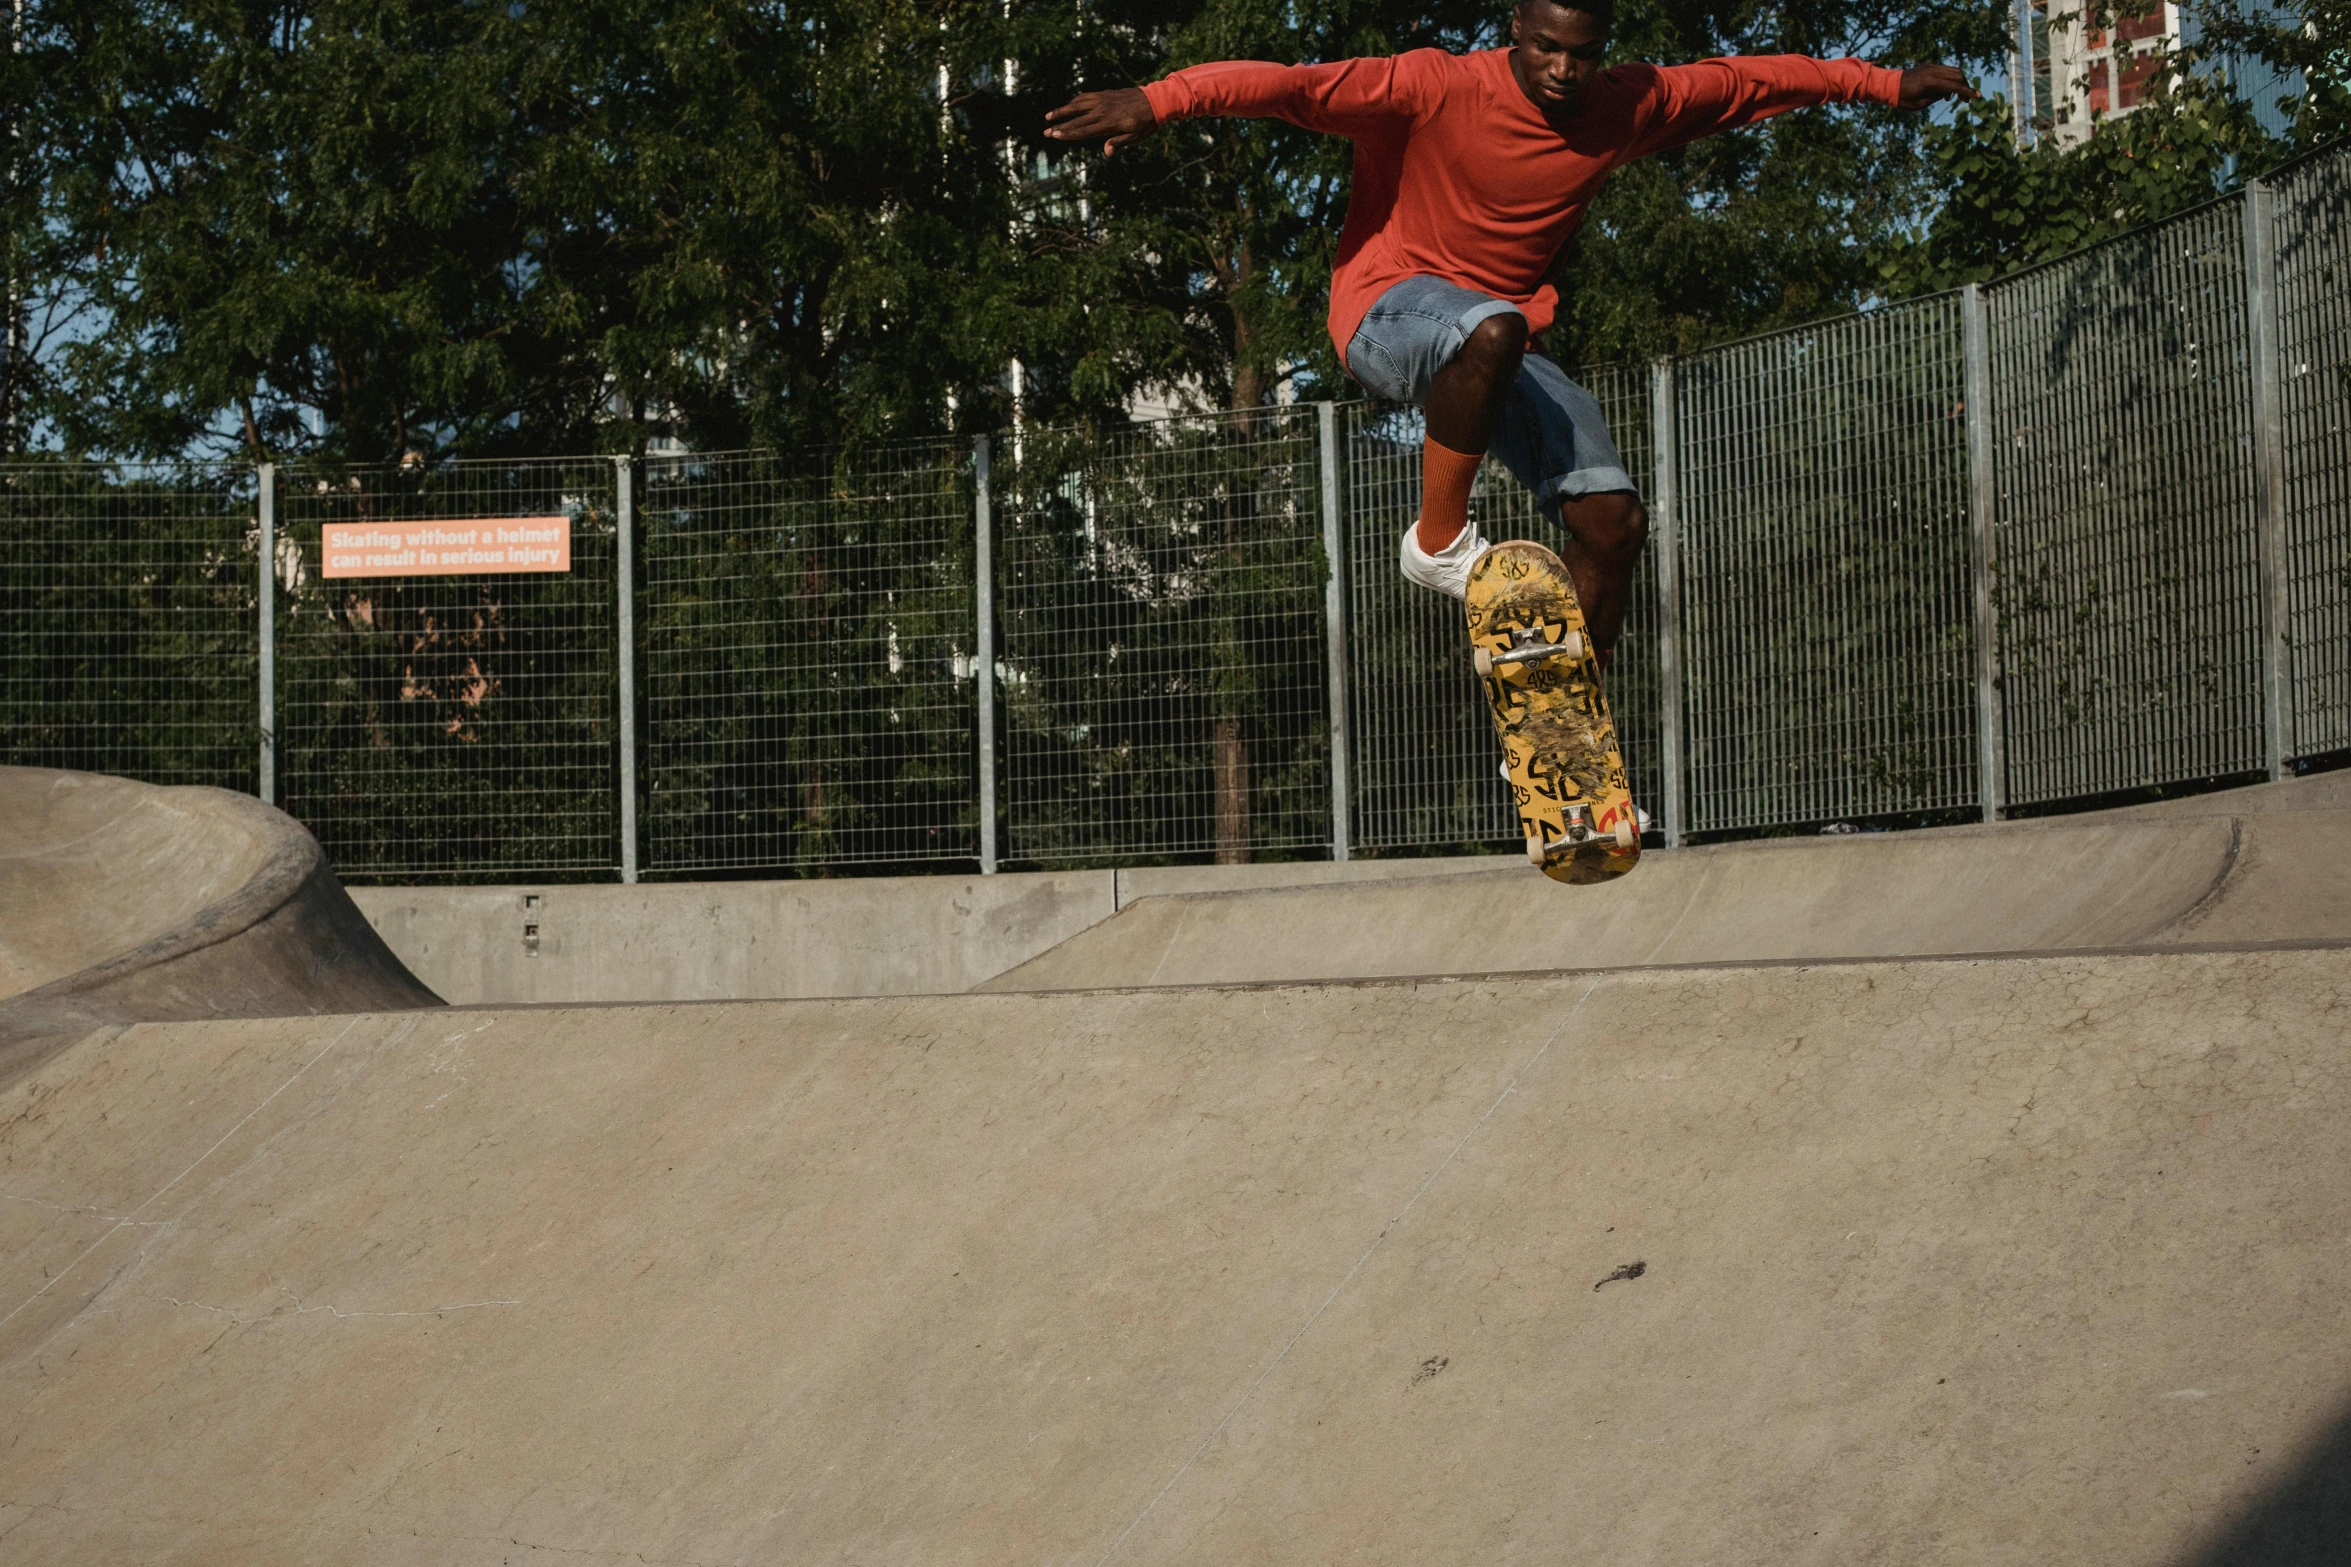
[1047,0,1975,667]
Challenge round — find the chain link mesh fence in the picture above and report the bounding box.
[0,462,259,791]
[1344,364,1660,855]
[1587,362,1666,823]
[639,444,976,876]
[1676,295,1978,834]
[1986,198,2267,807]
[2269,149,2351,763]
[994,408,1333,866]
[276,459,622,881]
[1343,401,1493,852]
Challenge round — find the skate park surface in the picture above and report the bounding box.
[4,766,2349,1561]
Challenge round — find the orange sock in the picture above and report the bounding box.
[1415,436,1483,554]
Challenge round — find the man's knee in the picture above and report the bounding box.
[1612,497,1650,563]
[1458,314,1527,378]
[1568,492,1648,567]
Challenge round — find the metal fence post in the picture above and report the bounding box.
[256,461,276,806]
[1962,283,2008,822]
[2242,180,2291,779]
[1317,401,1352,862]
[615,455,639,883]
[1649,359,1685,848]
[974,435,998,874]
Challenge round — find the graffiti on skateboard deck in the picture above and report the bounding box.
[1465,540,1641,885]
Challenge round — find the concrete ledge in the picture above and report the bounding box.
[351,857,1528,1005]
[352,869,1118,1006]
[1112,853,1507,907]
[348,771,2351,1006]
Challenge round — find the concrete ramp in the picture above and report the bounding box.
[5,945,2348,1562]
[986,774,2351,991]
[0,767,440,1074]
[331,773,2351,1009]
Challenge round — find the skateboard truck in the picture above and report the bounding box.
[1474,626,1587,678]
[1525,802,1638,865]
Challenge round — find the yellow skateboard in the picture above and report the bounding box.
[1465,540,1641,884]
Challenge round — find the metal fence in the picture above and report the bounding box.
[1675,294,1977,833]
[993,408,1334,867]
[1988,199,2268,807]
[640,443,976,876]
[2,140,2344,881]
[2268,148,2351,762]
[0,462,258,792]
[274,459,623,879]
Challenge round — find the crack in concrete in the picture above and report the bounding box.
[351,1522,724,1564]
[0,1498,69,1548]
[48,1017,432,1348]
[1142,901,1196,990]
[0,1014,377,1341]
[1,1191,170,1226]
[142,1285,522,1327]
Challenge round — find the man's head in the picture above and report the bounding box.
[1509,0,1612,120]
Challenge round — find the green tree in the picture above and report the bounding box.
[2183,0,2351,147]
[1547,0,2009,365]
[4,0,96,452]
[27,0,1020,460]
[35,1,546,460]
[522,0,1015,450]
[1879,64,2282,295]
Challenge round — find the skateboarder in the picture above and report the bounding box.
[1047,0,1977,667]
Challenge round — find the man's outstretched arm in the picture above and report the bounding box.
[1627,56,1977,157]
[1046,55,1431,156]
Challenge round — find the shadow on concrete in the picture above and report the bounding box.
[2180,1399,2351,1566]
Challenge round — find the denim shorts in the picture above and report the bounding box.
[1344,274,1639,507]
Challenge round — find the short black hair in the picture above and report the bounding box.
[1517,0,1615,26]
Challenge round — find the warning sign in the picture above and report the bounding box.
[321,517,572,579]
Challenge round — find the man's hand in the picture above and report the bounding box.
[1044,88,1159,154]
[1897,64,1979,110]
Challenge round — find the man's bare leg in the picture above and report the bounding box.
[1553,490,1647,663]
[1417,314,1530,554]
[1423,315,1647,662]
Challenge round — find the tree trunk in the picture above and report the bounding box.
[1230,359,1267,415]
[1214,717,1250,863]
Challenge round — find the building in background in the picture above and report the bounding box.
[2019,0,2303,146]
[2035,0,2182,144]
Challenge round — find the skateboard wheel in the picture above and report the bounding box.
[1525,835,1547,868]
[1565,631,1587,662]
[1613,819,1638,850]
[1473,646,1495,678]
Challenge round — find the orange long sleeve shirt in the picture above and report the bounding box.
[1139,49,1903,356]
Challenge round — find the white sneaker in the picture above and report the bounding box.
[1400,515,1489,600]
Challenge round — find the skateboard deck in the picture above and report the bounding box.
[1465,540,1641,884]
